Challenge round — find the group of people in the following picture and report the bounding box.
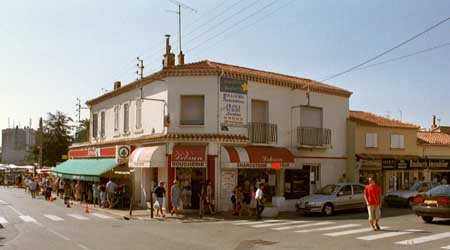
[24,176,53,200]
[230,183,265,220]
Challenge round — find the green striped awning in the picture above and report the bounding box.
[52,159,118,182]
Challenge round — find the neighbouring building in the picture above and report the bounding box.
[1,127,36,164]
[347,111,420,192]
[66,35,352,213]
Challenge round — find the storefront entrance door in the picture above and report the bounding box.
[177,168,206,209]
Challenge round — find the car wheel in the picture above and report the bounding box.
[422,216,433,223]
[323,203,334,216]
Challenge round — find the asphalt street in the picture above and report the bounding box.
[1,187,450,250]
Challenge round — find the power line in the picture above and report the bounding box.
[321,16,450,82]
[353,41,450,72]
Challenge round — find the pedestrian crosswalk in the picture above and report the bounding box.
[0,212,115,225]
[226,219,450,249]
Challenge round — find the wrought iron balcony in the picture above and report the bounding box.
[297,127,331,148]
[248,122,278,144]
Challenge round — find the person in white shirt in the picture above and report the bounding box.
[255,183,265,220]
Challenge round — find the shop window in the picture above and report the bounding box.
[284,169,310,200]
[365,133,377,148]
[100,111,105,137]
[390,134,405,149]
[123,103,129,133]
[136,99,142,129]
[352,185,364,194]
[300,106,322,128]
[180,95,204,125]
[114,106,120,132]
[92,113,98,138]
[238,169,276,203]
[251,99,268,123]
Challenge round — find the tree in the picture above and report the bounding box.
[30,111,73,167]
[74,119,89,143]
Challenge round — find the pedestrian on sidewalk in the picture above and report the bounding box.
[92,183,99,207]
[170,180,180,216]
[106,179,117,208]
[255,183,264,220]
[364,176,382,231]
[153,181,166,218]
[199,183,207,218]
[99,183,106,208]
[29,179,37,199]
[206,180,215,215]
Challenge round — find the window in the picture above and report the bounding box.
[180,95,204,125]
[123,103,129,133]
[391,134,405,149]
[251,100,268,123]
[365,133,378,147]
[309,165,321,185]
[300,106,322,128]
[100,111,105,137]
[284,169,310,199]
[114,106,120,132]
[136,99,142,129]
[92,113,98,138]
[340,185,352,196]
[352,185,365,194]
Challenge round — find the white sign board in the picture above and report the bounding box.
[219,77,248,128]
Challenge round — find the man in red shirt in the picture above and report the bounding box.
[364,176,382,231]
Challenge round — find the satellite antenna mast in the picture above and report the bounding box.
[167,0,197,64]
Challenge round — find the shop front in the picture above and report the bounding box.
[428,159,450,184]
[357,158,382,185]
[220,146,294,212]
[168,144,213,211]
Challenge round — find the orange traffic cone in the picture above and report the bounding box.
[84,203,89,214]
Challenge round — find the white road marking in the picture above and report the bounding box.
[0,217,8,224]
[252,220,308,228]
[47,228,70,241]
[67,214,89,220]
[233,219,284,225]
[0,199,7,205]
[273,221,335,231]
[78,244,93,250]
[44,214,64,221]
[295,224,360,233]
[395,232,450,245]
[357,229,424,241]
[91,213,112,219]
[325,227,390,237]
[441,245,450,249]
[19,215,36,222]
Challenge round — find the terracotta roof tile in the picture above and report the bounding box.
[417,131,450,145]
[349,111,419,129]
[87,60,352,106]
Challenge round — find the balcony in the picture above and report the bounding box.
[297,127,331,148]
[248,122,278,144]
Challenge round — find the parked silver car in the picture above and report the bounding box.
[384,181,439,207]
[296,183,367,216]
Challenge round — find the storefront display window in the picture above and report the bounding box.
[284,169,310,200]
[237,169,276,203]
[431,171,450,184]
[176,168,206,209]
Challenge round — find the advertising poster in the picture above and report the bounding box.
[219,77,248,128]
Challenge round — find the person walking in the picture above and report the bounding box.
[92,183,99,207]
[170,180,181,216]
[199,183,207,218]
[206,180,215,215]
[106,179,117,208]
[99,183,106,208]
[29,179,37,199]
[153,181,166,218]
[255,183,265,220]
[364,176,382,231]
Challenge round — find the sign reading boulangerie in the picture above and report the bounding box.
[219,77,248,127]
[171,145,207,168]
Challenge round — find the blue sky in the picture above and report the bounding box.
[1,0,449,140]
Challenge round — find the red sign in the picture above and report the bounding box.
[171,145,206,168]
[68,146,116,159]
[271,162,281,170]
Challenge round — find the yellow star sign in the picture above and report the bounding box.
[241,82,249,93]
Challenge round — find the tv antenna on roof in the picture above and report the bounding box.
[167,0,197,55]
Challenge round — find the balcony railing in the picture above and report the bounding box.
[248,122,278,144]
[297,127,331,148]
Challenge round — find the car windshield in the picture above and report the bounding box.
[426,185,450,197]
[315,184,340,195]
[409,182,422,191]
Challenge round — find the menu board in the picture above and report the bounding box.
[221,170,237,198]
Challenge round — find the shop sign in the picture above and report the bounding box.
[171,145,207,168]
[428,159,449,169]
[410,160,427,169]
[360,159,382,168]
[219,77,248,128]
[68,147,115,158]
[221,170,236,197]
[382,159,396,170]
[396,159,410,170]
[116,145,131,164]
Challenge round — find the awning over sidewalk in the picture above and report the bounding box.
[171,145,207,168]
[52,159,118,182]
[129,146,167,168]
[221,146,294,169]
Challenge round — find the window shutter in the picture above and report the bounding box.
[399,135,405,149]
[300,106,322,128]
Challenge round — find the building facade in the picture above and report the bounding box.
[347,111,421,192]
[69,36,352,212]
[1,127,36,164]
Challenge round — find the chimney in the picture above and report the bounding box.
[432,115,437,129]
[114,81,121,90]
[178,51,185,66]
[162,34,176,68]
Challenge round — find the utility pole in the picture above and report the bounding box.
[167,0,197,55]
[75,98,89,141]
[37,117,43,176]
[136,57,144,80]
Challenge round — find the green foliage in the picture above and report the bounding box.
[74,119,89,143]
